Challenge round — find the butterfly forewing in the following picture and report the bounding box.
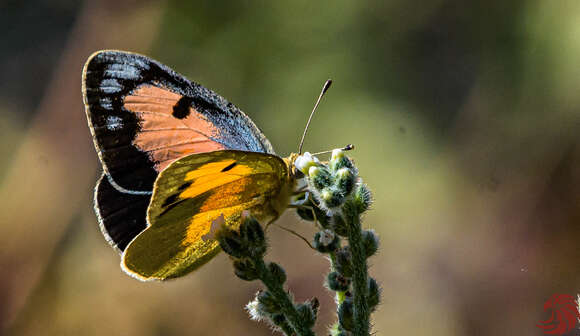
[121,150,293,281]
[83,50,274,193]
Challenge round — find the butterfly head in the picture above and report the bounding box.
[284,153,306,180]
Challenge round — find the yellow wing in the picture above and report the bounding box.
[121,150,294,281]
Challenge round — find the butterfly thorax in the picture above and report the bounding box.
[264,153,300,221]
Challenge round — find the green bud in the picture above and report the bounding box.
[309,166,332,190]
[330,154,354,172]
[296,301,317,328]
[320,187,345,209]
[313,229,340,253]
[335,168,355,195]
[331,148,345,161]
[295,152,319,174]
[327,271,351,292]
[338,299,354,331]
[306,297,320,317]
[233,259,259,281]
[368,277,381,311]
[353,183,372,213]
[362,229,379,258]
[240,216,266,258]
[216,229,247,259]
[268,262,287,284]
[296,207,315,221]
[334,246,353,277]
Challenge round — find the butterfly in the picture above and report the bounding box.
[83,50,315,281]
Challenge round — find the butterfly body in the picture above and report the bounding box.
[84,50,298,280]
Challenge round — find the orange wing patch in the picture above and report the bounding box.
[179,160,253,199]
[124,84,224,171]
[180,163,261,245]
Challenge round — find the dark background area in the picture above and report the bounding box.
[1,1,579,335]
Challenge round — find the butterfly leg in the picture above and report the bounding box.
[270,223,315,250]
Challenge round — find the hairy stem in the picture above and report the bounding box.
[276,320,295,336]
[344,211,370,336]
[255,258,316,336]
[329,252,347,305]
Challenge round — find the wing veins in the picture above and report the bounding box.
[156,172,276,218]
[141,139,215,152]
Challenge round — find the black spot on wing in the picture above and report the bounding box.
[221,161,237,172]
[172,96,193,119]
[162,194,180,208]
[159,198,190,217]
[177,181,192,191]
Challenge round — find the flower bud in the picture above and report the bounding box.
[335,167,355,195]
[320,188,345,209]
[309,166,332,190]
[338,299,354,331]
[296,300,318,328]
[216,230,247,259]
[233,259,259,281]
[327,271,351,292]
[240,216,266,258]
[297,207,315,221]
[294,152,319,175]
[362,229,379,258]
[313,229,340,253]
[330,153,354,172]
[331,148,344,161]
[353,183,372,214]
[367,277,381,311]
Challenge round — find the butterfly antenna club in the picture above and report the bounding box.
[311,144,355,156]
[298,79,332,154]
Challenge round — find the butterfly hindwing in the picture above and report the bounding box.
[94,173,150,251]
[121,150,293,281]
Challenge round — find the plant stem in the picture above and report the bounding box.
[329,252,347,305]
[254,258,316,336]
[344,211,370,336]
[277,321,295,336]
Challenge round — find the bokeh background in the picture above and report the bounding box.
[1,0,579,335]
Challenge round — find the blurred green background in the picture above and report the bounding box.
[1,0,579,335]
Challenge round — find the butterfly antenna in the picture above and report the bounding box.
[311,144,355,156]
[298,79,333,154]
